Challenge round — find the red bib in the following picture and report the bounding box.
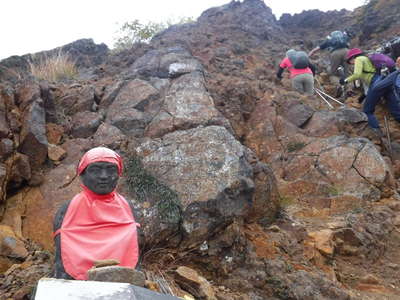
[56,186,139,280]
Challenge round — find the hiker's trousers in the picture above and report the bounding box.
[363,73,400,128]
[292,73,314,95]
[329,48,349,78]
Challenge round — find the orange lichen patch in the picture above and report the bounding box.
[244,224,277,259]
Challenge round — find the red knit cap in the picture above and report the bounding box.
[77,147,123,176]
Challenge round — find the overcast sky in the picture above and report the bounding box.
[0,0,364,59]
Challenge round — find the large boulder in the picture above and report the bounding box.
[136,126,278,246]
[279,136,389,215]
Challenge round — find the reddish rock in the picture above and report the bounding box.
[15,80,41,111]
[55,85,96,115]
[48,144,67,162]
[46,123,64,145]
[8,153,31,188]
[308,229,334,256]
[22,164,81,251]
[175,266,216,300]
[0,225,28,259]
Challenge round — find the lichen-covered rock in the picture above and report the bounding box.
[136,126,277,246]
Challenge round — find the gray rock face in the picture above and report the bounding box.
[283,102,315,128]
[198,0,281,40]
[130,47,202,79]
[146,71,230,137]
[106,79,160,137]
[137,126,255,245]
[18,99,48,168]
[71,111,103,138]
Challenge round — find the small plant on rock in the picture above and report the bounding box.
[287,141,306,153]
[29,51,77,82]
[125,156,182,224]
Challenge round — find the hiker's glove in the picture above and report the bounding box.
[339,78,346,85]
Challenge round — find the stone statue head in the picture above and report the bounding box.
[77,147,123,195]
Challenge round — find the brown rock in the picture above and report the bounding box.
[48,144,67,161]
[308,229,334,256]
[0,255,13,273]
[92,123,127,149]
[22,164,81,250]
[46,123,64,145]
[56,85,96,115]
[87,266,145,287]
[93,259,120,268]
[0,225,28,259]
[175,266,216,300]
[359,274,381,285]
[7,153,31,189]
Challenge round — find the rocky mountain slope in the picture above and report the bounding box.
[1,0,400,299]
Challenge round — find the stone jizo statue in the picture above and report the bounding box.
[53,147,139,280]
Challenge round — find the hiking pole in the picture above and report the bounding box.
[314,88,345,106]
[314,88,334,109]
[384,115,393,161]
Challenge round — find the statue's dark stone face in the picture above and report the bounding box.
[80,162,119,195]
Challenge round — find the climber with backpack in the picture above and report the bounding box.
[309,30,350,83]
[340,48,395,101]
[357,57,400,133]
[276,49,316,95]
[342,51,400,133]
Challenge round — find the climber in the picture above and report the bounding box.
[276,49,316,95]
[349,54,400,132]
[53,147,140,280]
[308,30,350,83]
[339,48,378,95]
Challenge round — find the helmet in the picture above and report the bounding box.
[346,48,363,63]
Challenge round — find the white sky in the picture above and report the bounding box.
[0,0,364,60]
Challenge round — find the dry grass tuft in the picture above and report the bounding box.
[29,51,78,82]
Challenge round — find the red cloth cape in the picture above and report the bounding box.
[55,186,139,280]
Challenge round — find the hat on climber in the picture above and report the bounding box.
[77,147,123,176]
[346,48,363,63]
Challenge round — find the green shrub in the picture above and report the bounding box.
[112,17,195,51]
[29,51,77,82]
[287,141,306,153]
[125,156,182,224]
